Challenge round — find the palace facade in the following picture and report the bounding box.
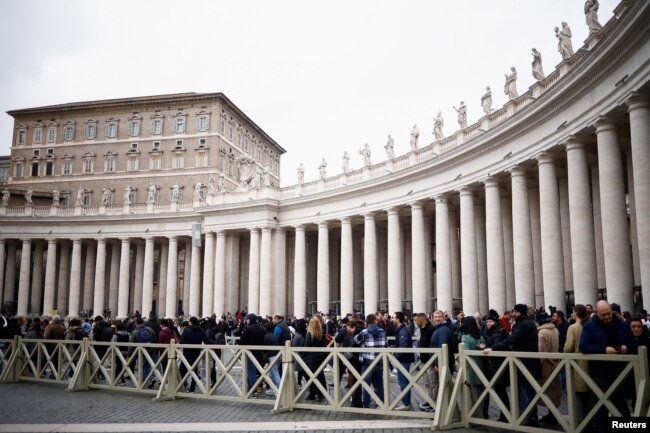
[1,0,649,320]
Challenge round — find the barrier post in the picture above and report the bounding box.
[155,338,179,401]
[68,338,90,392]
[272,340,295,414]
[0,336,23,383]
[634,346,650,416]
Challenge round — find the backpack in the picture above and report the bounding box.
[137,327,155,344]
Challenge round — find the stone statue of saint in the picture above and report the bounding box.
[297,163,305,184]
[252,166,262,189]
[359,144,372,168]
[318,158,327,180]
[504,67,518,101]
[123,186,132,205]
[556,23,574,60]
[481,87,493,115]
[193,182,203,200]
[384,135,395,160]
[101,188,111,205]
[75,185,84,206]
[24,187,33,205]
[454,102,467,129]
[433,111,444,140]
[2,189,9,206]
[207,174,216,194]
[410,125,419,150]
[342,152,350,174]
[147,184,157,203]
[52,189,60,206]
[217,174,227,192]
[531,48,545,81]
[171,184,180,202]
[262,164,271,187]
[585,0,602,35]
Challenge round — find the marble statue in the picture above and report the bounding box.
[481,87,493,115]
[147,184,157,203]
[52,189,60,206]
[193,182,203,200]
[504,67,518,101]
[217,174,227,192]
[342,152,350,174]
[359,144,372,168]
[410,125,419,150]
[252,166,262,189]
[171,184,180,202]
[25,187,33,205]
[1,189,9,206]
[556,22,574,60]
[261,164,271,187]
[433,111,444,140]
[318,158,327,180]
[585,0,602,35]
[207,174,216,194]
[384,135,395,160]
[123,186,132,205]
[297,163,305,184]
[75,186,84,206]
[101,188,111,205]
[454,102,467,129]
[531,48,545,81]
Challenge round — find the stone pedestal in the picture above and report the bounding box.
[457,130,466,146]
[408,152,418,167]
[98,205,106,215]
[74,205,82,216]
[50,204,58,216]
[146,202,154,213]
[506,101,516,117]
[558,59,572,77]
[170,202,178,212]
[480,116,491,132]
[339,173,349,186]
[385,160,395,173]
[317,180,325,192]
[585,32,603,50]
[362,167,371,181]
[0,205,7,216]
[192,199,202,208]
[122,204,130,214]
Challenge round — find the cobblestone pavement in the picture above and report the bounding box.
[0,382,512,433]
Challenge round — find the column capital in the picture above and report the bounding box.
[363,212,376,220]
[261,226,272,233]
[409,200,424,210]
[248,227,260,233]
[339,216,352,224]
[215,230,227,237]
[593,116,617,133]
[144,236,154,243]
[20,238,32,244]
[508,165,529,178]
[293,224,305,232]
[317,221,329,229]
[626,91,650,111]
[458,186,474,196]
[535,151,556,166]
[204,231,216,238]
[434,194,449,203]
[118,237,130,243]
[564,136,587,152]
[386,207,400,215]
[483,176,501,188]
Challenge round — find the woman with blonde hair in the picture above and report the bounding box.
[303,317,327,402]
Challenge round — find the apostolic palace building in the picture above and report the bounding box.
[0,0,649,322]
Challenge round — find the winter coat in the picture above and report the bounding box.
[491,316,541,380]
[303,332,327,372]
[394,324,415,363]
[563,321,589,392]
[461,334,486,386]
[180,324,210,361]
[431,321,454,368]
[580,315,637,376]
[538,323,561,407]
[240,322,266,362]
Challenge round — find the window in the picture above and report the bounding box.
[33,149,40,157]
[197,115,209,132]
[199,138,206,147]
[150,155,161,170]
[63,125,75,141]
[83,158,94,174]
[172,153,184,169]
[63,159,73,175]
[47,148,54,156]
[220,118,225,134]
[45,161,54,176]
[175,117,185,133]
[85,123,97,139]
[61,196,69,207]
[31,162,39,177]
[105,154,116,172]
[175,140,183,149]
[228,123,234,140]
[106,122,118,138]
[82,194,91,207]
[130,142,138,150]
[152,118,163,135]
[127,155,138,171]
[0,167,8,184]
[33,127,42,144]
[15,162,24,178]
[196,151,207,168]
[153,141,161,150]
[47,127,56,143]
[18,130,26,145]
[128,120,140,136]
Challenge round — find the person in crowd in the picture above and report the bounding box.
[111,320,130,385]
[292,319,308,388]
[563,304,592,426]
[64,318,86,379]
[537,312,561,426]
[354,313,387,409]
[499,310,512,333]
[610,303,624,321]
[335,319,362,407]
[480,309,509,422]
[460,316,487,418]
[266,314,291,395]
[580,300,636,432]
[178,316,209,393]
[630,316,649,363]
[129,316,157,389]
[484,304,540,427]
[44,315,66,379]
[239,313,266,394]
[431,309,456,377]
[144,312,161,341]
[393,312,415,411]
[303,316,328,402]
[25,321,44,366]
[415,312,436,413]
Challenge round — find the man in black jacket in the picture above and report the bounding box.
[415,313,436,413]
[179,316,210,392]
[484,304,540,427]
[240,313,266,393]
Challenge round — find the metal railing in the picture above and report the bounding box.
[1,336,648,432]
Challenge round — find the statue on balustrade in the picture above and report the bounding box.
[76,185,85,206]
[384,134,395,160]
[25,187,33,205]
[297,163,305,184]
[556,22,574,60]
[171,184,181,202]
[433,111,445,140]
[359,143,372,168]
[147,184,157,203]
[410,125,419,150]
[123,186,133,205]
[1,189,9,206]
[454,102,467,129]
[531,48,545,81]
[207,174,216,194]
[481,87,493,115]
[318,158,327,180]
[504,67,518,100]
[261,164,271,187]
[52,189,60,206]
[217,174,227,192]
[193,182,203,200]
[101,188,112,205]
[585,0,602,35]
[342,152,350,174]
[252,165,263,189]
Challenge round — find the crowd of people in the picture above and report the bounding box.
[0,301,649,429]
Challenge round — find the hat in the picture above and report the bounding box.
[52,315,61,322]
[487,309,500,322]
[513,304,528,316]
[538,312,552,324]
[611,303,621,313]
[94,315,104,322]
[247,313,257,322]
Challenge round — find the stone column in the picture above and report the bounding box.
[93,239,107,316]
[411,202,427,313]
[484,178,507,313]
[16,239,32,316]
[165,236,178,318]
[133,241,145,315]
[108,242,120,317]
[501,194,515,308]
[340,217,354,316]
[214,231,227,316]
[43,239,58,315]
[294,225,307,318]
[590,164,606,289]
[56,242,71,314]
[3,242,17,309]
[182,240,192,312]
[363,213,379,314]
[30,241,44,314]
[248,228,260,315]
[627,95,650,306]
[566,139,598,305]
[529,188,544,308]
[627,151,641,287]
[387,207,403,314]
[274,228,287,315]
[259,227,273,316]
[459,188,479,315]
[82,242,96,312]
[537,152,566,310]
[117,238,131,319]
[510,167,535,306]
[189,241,202,317]
[474,203,489,314]
[142,237,155,317]
[558,172,574,294]
[225,234,240,313]
[595,119,634,310]
[202,232,215,317]
[316,222,330,314]
[449,208,461,302]
[68,239,83,317]
[158,242,168,316]
[435,196,453,313]
[0,239,4,306]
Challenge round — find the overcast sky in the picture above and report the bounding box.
[0,0,619,186]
